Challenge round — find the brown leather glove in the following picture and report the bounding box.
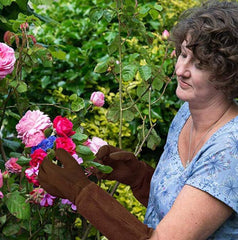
[94,145,155,206]
[38,148,154,240]
[38,148,91,203]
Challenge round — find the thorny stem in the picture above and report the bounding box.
[117,0,123,149]
[0,88,14,162]
[148,86,153,127]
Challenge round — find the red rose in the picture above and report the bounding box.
[55,137,76,155]
[30,149,47,167]
[53,116,76,137]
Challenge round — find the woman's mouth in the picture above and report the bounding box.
[178,78,191,89]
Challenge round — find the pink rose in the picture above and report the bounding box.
[22,130,46,148]
[0,191,3,199]
[0,42,16,79]
[16,110,52,147]
[84,136,108,154]
[56,137,76,155]
[0,170,3,188]
[162,30,170,40]
[53,116,76,137]
[30,149,47,167]
[5,157,22,174]
[90,91,105,107]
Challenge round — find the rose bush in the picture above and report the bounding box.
[14,110,111,211]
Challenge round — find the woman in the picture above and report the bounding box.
[38,1,238,239]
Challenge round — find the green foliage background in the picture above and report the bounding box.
[0,0,201,239]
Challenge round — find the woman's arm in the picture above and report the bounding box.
[149,185,233,240]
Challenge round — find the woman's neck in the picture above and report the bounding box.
[188,99,235,133]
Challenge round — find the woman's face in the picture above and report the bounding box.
[175,40,220,105]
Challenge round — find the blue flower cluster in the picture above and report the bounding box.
[31,136,57,154]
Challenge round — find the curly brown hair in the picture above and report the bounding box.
[170,0,238,99]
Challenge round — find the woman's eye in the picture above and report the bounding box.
[180,52,187,58]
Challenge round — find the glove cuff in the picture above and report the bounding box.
[76,182,154,240]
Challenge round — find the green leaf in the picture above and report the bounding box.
[2,223,21,236]
[6,191,30,220]
[0,0,12,6]
[137,82,149,101]
[16,156,31,165]
[0,15,7,23]
[152,75,164,91]
[139,65,152,81]
[69,93,77,101]
[76,145,92,155]
[139,5,151,16]
[71,97,85,112]
[122,64,137,81]
[123,109,135,121]
[3,139,21,151]
[90,9,104,23]
[30,0,53,4]
[106,104,120,122]
[103,9,114,22]
[50,49,66,60]
[84,161,113,174]
[9,80,18,88]
[17,82,27,93]
[149,9,159,20]
[108,35,120,55]
[147,129,161,150]
[94,61,108,73]
[6,110,20,120]
[153,4,163,11]
[72,132,88,143]
[0,215,6,225]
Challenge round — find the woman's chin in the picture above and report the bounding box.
[175,87,189,101]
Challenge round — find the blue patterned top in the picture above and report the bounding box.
[144,102,238,239]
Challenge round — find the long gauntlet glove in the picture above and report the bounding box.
[94,145,155,206]
[38,148,154,240]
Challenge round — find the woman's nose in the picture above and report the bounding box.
[175,60,191,78]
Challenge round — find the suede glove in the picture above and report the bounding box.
[38,148,154,240]
[38,148,91,203]
[94,145,155,206]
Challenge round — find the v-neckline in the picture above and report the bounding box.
[176,108,238,170]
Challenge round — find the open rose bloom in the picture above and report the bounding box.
[0,42,16,79]
[5,158,22,174]
[16,110,52,147]
[53,116,76,137]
